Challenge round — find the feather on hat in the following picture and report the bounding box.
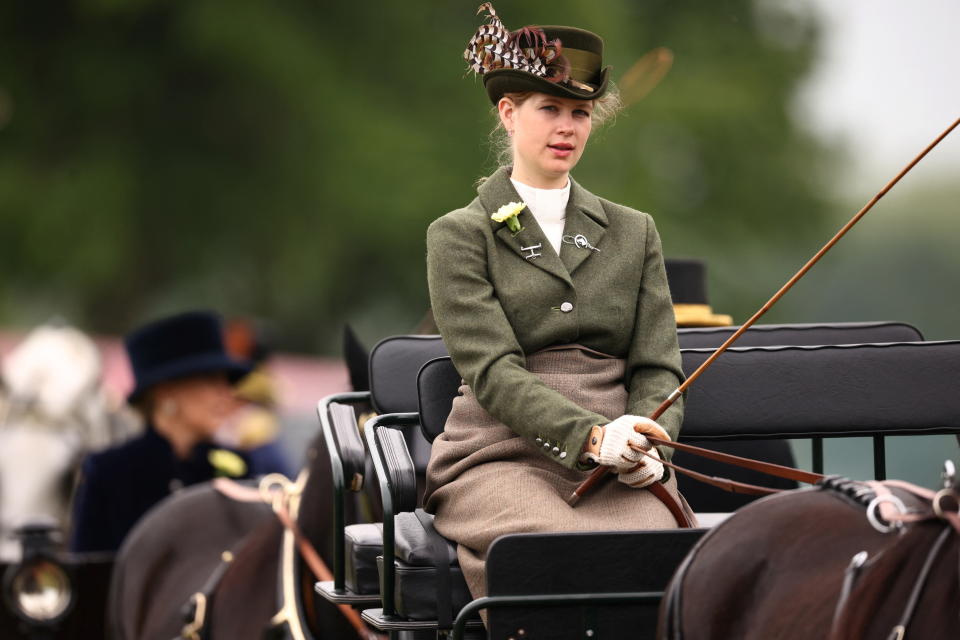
[464,3,610,105]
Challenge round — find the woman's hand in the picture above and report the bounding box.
[580,415,670,488]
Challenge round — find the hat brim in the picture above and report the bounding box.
[484,66,610,105]
[127,353,252,403]
[673,304,734,328]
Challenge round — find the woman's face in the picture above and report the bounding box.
[499,92,593,188]
[153,372,236,439]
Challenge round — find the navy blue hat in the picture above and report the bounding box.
[125,311,252,402]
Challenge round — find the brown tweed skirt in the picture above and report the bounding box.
[423,345,696,600]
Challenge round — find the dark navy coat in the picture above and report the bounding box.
[69,426,286,553]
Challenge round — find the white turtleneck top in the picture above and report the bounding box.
[510,178,570,255]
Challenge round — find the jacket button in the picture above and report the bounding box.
[552,446,560,455]
[560,302,573,313]
[535,437,543,444]
[559,452,567,460]
[543,441,551,449]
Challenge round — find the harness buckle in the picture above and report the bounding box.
[866,494,907,534]
[180,592,207,640]
[941,460,956,488]
[932,487,959,520]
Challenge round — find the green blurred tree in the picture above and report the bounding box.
[0,0,835,352]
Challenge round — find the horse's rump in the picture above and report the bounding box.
[662,481,960,640]
[661,486,891,640]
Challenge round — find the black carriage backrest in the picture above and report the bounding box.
[677,321,922,349]
[327,401,366,486]
[368,335,449,414]
[681,340,960,439]
[413,322,927,443]
[417,357,462,443]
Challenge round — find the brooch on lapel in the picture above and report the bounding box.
[492,201,526,235]
[520,243,542,260]
[562,234,600,253]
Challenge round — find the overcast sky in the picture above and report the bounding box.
[796,0,960,193]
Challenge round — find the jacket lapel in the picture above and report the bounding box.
[480,168,571,285]
[559,178,608,275]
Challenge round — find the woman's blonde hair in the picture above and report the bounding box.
[487,83,623,169]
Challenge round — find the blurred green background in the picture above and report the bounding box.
[0,1,957,480]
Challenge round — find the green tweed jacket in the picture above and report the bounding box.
[426,166,684,470]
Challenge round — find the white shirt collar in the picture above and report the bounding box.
[510,178,570,224]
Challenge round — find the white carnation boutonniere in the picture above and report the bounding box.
[491,201,526,235]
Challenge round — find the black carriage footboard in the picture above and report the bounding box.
[450,530,707,640]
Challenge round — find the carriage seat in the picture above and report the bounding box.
[381,511,473,621]
[343,514,474,616]
[343,523,382,595]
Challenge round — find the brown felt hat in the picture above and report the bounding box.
[482,26,611,105]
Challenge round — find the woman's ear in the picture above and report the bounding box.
[497,97,515,134]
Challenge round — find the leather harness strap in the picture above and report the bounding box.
[179,550,236,640]
[211,476,380,640]
[826,475,960,640]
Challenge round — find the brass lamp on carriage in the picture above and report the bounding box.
[2,522,76,633]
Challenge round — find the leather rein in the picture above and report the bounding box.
[617,434,825,529]
[645,435,824,496]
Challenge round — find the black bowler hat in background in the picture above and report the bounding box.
[664,259,734,328]
[125,311,251,402]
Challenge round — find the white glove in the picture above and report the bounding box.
[596,415,647,471]
[595,415,668,488]
[617,445,663,489]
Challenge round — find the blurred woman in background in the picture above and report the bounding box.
[70,310,281,553]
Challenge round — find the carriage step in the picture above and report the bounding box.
[314,581,381,606]
[360,608,483,632]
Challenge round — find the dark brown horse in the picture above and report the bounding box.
[108,432,381,640]
[660,472,960,640]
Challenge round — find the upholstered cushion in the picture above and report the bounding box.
[677,321,922,349]
[379,558,472,621]
[344,523,382,595]
[384,510,470,622]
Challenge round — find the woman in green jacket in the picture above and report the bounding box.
[424,4,695,600]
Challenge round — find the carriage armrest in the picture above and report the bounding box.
[375,425,419,514]
[329,402,367,489]
[364,412,420,618]
[316,391,371,593]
